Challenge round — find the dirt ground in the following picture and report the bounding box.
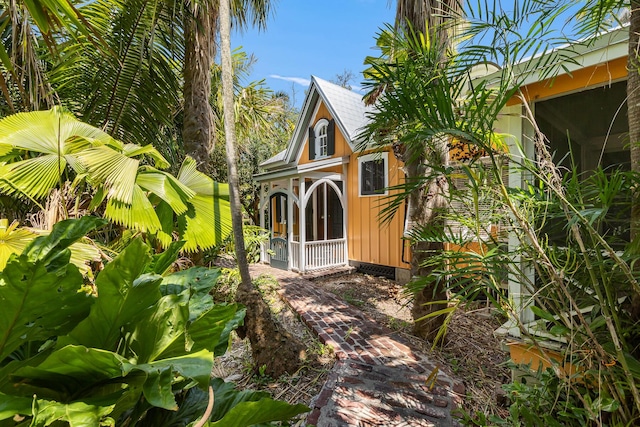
[216,271,511,421]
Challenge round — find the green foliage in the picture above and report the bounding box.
[220,225,270,263]
[0,219,308,426]
[363,2,640,424]
[465,367,621,427]
[0,108,232,251]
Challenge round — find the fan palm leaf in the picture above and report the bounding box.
[176,157,231,251]
[0,108,232,251]
[0,219,37,270]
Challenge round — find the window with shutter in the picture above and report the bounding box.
[446,158,509,245]
[312,118,331,159]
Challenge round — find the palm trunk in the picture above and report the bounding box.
[183,10,216,171]
[395,0,460,342]
[406,142,449,341]
[219,0,304,377]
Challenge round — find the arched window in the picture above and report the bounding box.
[308,118,335,160]
[314,119,329,158]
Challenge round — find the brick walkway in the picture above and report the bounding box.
[249,264,465,427]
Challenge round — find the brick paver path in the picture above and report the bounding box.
[250,264,465,427]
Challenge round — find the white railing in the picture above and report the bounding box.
[290,241,300,271]
[304,238,347,271]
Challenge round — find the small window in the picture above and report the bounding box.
[314,119,329,158]
[358,153,388,196]
[308,119,335,160]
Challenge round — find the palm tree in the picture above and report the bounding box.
[219,0,304,377]
[0,0,105,114]
[182,0,271,172]
[208,51,294,221]
[364,0,462,341]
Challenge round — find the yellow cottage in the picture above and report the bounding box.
[255,25,630,294]
[254,76,411,281]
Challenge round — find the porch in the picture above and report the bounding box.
[256,158,350,273]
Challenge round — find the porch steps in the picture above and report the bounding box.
[301,265,357,281]
[250,263,465,427]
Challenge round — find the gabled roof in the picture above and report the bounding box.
[261,76,374,171]
[313,76,374,143]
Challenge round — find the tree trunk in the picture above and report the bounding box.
[219,0,305,377]
[183,9,217,172]
[392,0,461,342]
[405,142,449,342]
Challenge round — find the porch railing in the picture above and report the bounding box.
[290,241,300,271]
[304,238,347,271]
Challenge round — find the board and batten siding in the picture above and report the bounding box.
[346,149,408,270]
[298,103,350,165]
[298,99,409,270]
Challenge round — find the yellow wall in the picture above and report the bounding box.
[346,150,409,270]
[508,56,627,105]
[299,103,351,165]
[299,99,409,270]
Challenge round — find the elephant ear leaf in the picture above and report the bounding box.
[23,216,107,266]
[0,256,90,361]
[59,238,161,350]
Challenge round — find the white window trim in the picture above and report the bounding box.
[358,152,388,197]
[314,119,329,160]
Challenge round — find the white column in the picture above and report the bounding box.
[299,178,306,273]
[499,104,534,337]
[342,163,349,264]
[287,177,294,270]
[259,183,266,263]
[323,182,328,241]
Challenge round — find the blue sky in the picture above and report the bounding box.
[233,0,395,106]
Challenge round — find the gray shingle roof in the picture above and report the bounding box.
[312,76,375,144]
[260,149,286,167]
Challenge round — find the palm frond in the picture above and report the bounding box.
[178,194,232,252]
[177,156,229,198]
[0,219,38,270]
[0,155,66,199]
[104,184,162,233]
[135,169,191,215]
[77,146,139,204]
[122,143,170,169]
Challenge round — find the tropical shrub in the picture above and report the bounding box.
[0,217,308,426]
[0,107,232,252]
[362,5,640,424]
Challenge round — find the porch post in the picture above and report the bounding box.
[299,178,306,273]
[342,164,349,264]
[506,104,534,337]
[287,177,294,270]
[259,183,266,263]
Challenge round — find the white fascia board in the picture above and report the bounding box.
[294,100,323,165]
[478,26,629,89]
[313,79,355,151]
[254,167,299,182]
[518,28,628,87]
[296,155,350,174]
[285,81,319,164]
